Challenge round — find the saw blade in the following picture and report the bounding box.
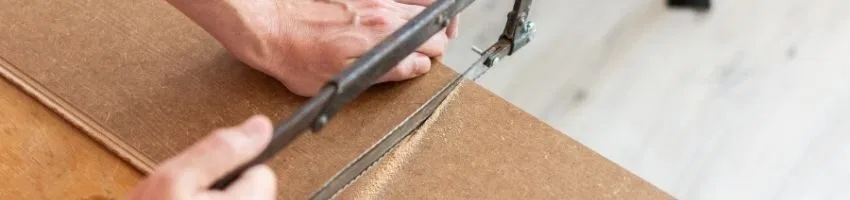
[308,45,507,200]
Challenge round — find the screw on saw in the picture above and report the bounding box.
[471,46,484,55]
[524,21,534,31]
[435,15,449,26]
[487,57,500,66]
[525,22,536,37]
[312,115,328,132]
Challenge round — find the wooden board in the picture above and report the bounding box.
[0,0,668,199]
[338,82,672,199]
[0,0,453,198]
[0,78,141,199]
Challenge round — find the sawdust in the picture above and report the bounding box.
[345,84,463,200]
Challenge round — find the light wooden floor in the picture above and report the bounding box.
[443,0,850,199]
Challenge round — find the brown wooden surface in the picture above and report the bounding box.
[0,0,668,198]
[338,82,672,199]
[0,78,141,199]
[0,1,455,198]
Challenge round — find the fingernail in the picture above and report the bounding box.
[239,115,272,141]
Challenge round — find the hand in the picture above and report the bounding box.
[167,0,459,96]
[125,116,276,200]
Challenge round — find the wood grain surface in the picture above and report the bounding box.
[0,78,141,199]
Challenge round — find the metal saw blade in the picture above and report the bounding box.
[308,51,499,200]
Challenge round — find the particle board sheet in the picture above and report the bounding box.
[337,82,672,199]
[0,0,454,199]
[0,78,141,199]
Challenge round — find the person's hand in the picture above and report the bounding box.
[166,0,459,96]
[125,116,276,200]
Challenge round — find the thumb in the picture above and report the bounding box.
[211,165,277,200]
[376,52,432,83]
[447,15,459,39]
[239,115,273,136]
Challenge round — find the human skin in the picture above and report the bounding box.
[124,116,276,200]
[125,0,457,199]
[164,0,458,96]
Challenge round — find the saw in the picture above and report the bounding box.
[209,0,536,198]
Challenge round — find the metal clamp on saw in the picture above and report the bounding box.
[209,0,537,198]
[477,0,535,67]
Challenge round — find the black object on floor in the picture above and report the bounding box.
[667,0,711,11]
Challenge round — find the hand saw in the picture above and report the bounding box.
[209,0,536,198]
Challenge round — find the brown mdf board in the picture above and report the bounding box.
[0,0,670,199]
[337,82,672,199]
[0,78,141,199]
[0,0,453,199]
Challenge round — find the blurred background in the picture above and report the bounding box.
[443,0,850,199]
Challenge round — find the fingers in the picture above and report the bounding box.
[393,0,457,38]
[282,78,322,97]
[390,2,425,20]
[326,0,447,89]
[390,1,451,57]
[354,0,424,20]
[355,12,448,58]
[394,0,435,6]
[357,1,448,57]
[212,165,277,200]
[155,115,273,189]
[447,15,459,38]
[377,52,432,83]
[416,28,450,57]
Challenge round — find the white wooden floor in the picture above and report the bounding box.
[443,0,850,199]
